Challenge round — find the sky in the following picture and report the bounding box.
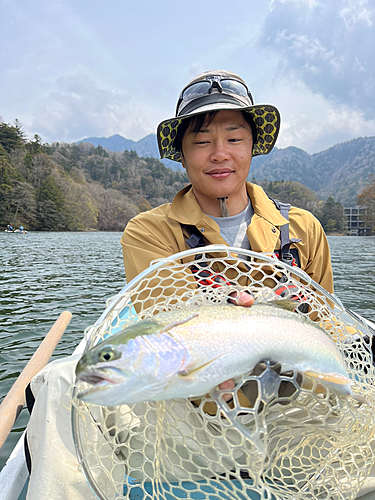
[1,0,374,154]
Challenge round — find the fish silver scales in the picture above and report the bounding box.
[75,302,352,406]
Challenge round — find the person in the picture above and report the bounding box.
[24,70,338,500]
[121,69,333,295]
[120,69,333,401]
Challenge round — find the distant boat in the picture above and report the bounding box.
[4,229,28,233]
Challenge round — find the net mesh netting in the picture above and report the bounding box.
[71,246,375,500]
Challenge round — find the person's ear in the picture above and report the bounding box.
[180,153,186,169]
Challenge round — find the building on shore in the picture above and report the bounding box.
[344,206,372,236]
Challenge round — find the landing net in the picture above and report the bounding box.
[71,246,375,500]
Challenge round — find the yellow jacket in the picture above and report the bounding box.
[121,182,333,293]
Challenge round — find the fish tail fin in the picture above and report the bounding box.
[350,393,370,405]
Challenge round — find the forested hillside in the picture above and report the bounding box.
[0,122,188,231]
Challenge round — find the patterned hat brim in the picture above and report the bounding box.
[157,102,280,163]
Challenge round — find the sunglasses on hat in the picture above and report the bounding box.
[176,76,254,116]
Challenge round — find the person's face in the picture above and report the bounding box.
[181,110,253,210]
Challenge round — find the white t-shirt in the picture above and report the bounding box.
[208,199,254,250]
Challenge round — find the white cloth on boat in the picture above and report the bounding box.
[26,355,97,500]
[25,354,375,499]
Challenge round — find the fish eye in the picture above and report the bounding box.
[98,345,120,363]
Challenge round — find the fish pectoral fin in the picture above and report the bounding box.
[160,313,199,333]
[178,355,223,378]
[304,370,351,387]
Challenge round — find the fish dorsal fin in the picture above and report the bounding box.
[160,313,199,333]
[256,299,297,311]
[115,312,199,345]
[116,319,163,343]
[273,299,299,311]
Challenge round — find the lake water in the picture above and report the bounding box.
[1,232,375,470]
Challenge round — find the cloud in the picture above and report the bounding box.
[259,0,375,119]
[266,79,375,153]
[32,75,162,142]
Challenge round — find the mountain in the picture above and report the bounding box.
[79,134,136,152]
[250,137,375,205]
[312,137,375,204]
[79,133,375,205]
[79,134,179,171]
[251,146,316,189]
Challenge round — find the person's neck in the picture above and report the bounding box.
[193,187,249,217]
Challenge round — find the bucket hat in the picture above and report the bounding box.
[157,70,280,163]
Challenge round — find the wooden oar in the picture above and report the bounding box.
[0,311,72,450]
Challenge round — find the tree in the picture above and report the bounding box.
[96,192,138,231]
[0,121,25,153]
[35,175,65,229]
[9,181,36,228]
[357,175,375,232]
[32,153,52,190]
[325,219,337,232]
[60,180,98,230]
[0,146,17,188]
[258,180,323,218]
[24,134,45,167]
[95,145,108,157]
[320,197,346,233]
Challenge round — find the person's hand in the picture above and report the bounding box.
[228,290,254,307]
[219,290,254,400]
[217,379,236,402]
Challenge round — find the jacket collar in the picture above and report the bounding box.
[169,182,288,227]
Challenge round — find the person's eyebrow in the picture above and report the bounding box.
[189,128,210,134]
[226,124,246,131]
[190,124,247,134]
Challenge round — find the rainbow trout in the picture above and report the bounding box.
[75,301,353,406]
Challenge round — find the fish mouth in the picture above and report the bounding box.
[76,367,125,387]
[78,372,111,384]
[76,368,125,401]
[77,380,111,400]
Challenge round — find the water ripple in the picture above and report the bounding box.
[0,231,127,469]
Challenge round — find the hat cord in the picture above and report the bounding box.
[217,197,230,217]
